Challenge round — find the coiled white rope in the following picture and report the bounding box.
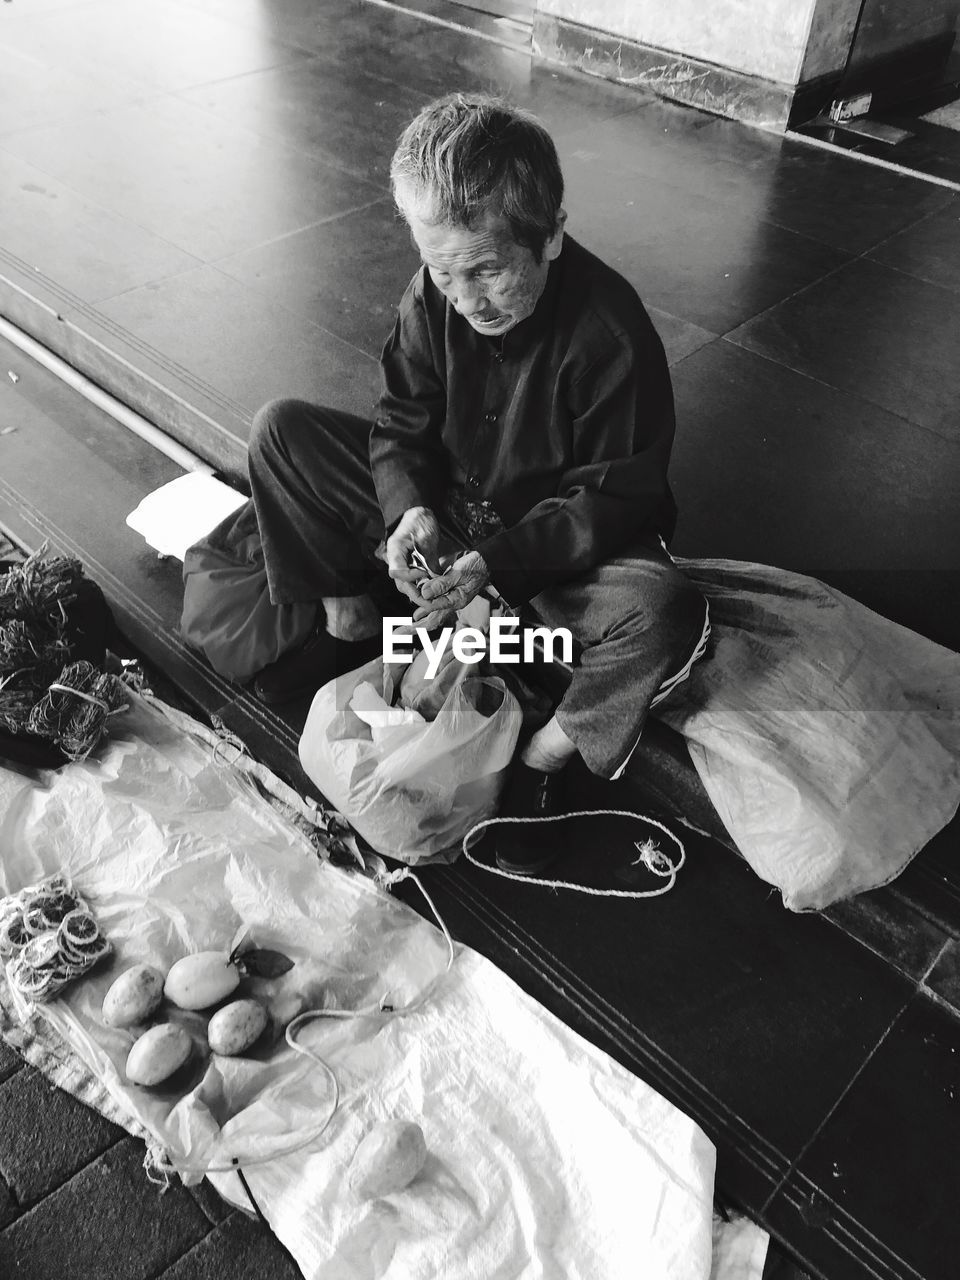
[463,809,686,897]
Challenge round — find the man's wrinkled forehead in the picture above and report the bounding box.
[406,208,520,267]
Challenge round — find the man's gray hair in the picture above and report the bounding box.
[390,93,564,261]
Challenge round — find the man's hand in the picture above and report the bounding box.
[412,550,490,628]
[385,506,440,606]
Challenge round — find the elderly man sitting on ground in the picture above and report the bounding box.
[244,92,710,874]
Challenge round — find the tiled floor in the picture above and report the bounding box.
[0,1,958,1278]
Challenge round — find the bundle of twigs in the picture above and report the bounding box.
[0,548,127,761]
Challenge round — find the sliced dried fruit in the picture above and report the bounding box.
[60,908,99,946]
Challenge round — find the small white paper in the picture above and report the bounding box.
[126,472,246,560]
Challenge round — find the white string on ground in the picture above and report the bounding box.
[462,809,686,897]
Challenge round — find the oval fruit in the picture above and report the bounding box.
[207,998,268,1056]
[125,1023,192,1086]
[102,964,165,1028]
[163,951,239,1011]
[348,1120,428,1200]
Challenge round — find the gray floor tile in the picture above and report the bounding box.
[0,1068,122,1207]
[216,199,419,358]
[0,1040,25,1087]
[647,306,718,367]
[669,339,960,578]
[157,1212,301,1280]
[763,996,960,1280]
[561,101,954,255]
[94,266,381,425]
[0,150,201,304]
[178,59,427,186]
[0,42,148,136]
[0,1138,212,1280]
[0,97,382,262]
[0,0,309,94]
[867,195,960,295]
[562,154,850,333]
[822,891,949,982]
[0,1170,17,1231]
[728,257,960,441]
[172,0,456,57]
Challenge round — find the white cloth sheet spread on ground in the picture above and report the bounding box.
[0,694,765,1280]
[658,559,960,911]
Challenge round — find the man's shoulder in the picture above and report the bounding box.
[557,236,660,359]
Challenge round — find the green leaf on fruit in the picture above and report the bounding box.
[234,948,294,978]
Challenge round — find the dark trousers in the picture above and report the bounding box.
[248,398,710,779]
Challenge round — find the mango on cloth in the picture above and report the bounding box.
[125,1023,192,1086]
[164,951,240,1010]
[348,1120,428,1200]
[208,998,268,1056]
[102,964,165,1028]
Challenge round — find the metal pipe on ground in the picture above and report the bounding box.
[0,315,215,477]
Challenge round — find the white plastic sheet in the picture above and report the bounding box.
[0,694,762,1280]
[662,559,960,911]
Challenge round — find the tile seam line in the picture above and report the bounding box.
[142,1216,224,1280]
[716,247,860,342]
[860,193,959,258]
[920,937,953,984]
[759,997,911,1216]
[93,193,393,316]
[0,119,211,270]
[818,912,937,986]
[856,253,960,301]
[716,334,960,452]
[2,1131,127,1219]
[0,95,384,258]
[205,195,394,268]
[782,129,960,195]
[168,82,404,188]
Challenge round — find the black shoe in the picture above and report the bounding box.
[494,760,566,876]
[252,629,381,705]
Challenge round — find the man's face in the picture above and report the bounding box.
[407,208,564,338]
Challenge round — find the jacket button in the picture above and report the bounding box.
[484,412,497,423]
[468,475,480,489]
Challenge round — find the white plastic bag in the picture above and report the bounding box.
[299,657,522,863]
[661,558,960,910]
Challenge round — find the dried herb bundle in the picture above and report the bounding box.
[0,549,127,760]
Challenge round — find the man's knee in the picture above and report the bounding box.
[249,398,312,465]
